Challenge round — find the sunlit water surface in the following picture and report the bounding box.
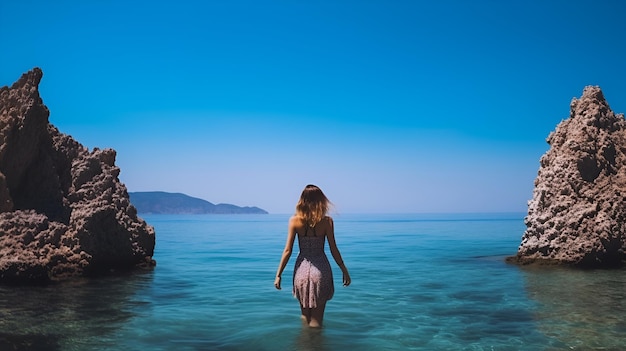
[2,213,626,350]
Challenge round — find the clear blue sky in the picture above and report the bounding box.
[2,0,625,214]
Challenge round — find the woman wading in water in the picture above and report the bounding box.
[274,184,351,328]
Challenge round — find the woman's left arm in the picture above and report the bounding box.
[274,217,297,290]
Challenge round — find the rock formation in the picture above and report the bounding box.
[0,68,155,283]
[509,86,626,267]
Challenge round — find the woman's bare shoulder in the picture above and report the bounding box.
[321,216,334,228]
[289,215,304,225]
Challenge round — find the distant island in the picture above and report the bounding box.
[129,192,268,214]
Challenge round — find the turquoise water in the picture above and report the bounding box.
[2,213,626,350]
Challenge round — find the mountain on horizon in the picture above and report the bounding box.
[129,191,268,214]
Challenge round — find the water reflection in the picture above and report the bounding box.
[0,270,154,351]
[520,266,626,350]
[293,326,329,351]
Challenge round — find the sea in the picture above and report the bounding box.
[1,213,626,351]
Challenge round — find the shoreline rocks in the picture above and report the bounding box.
[508,86,626,268]
[0,68,155,283]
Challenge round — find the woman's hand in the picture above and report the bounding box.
[274,276,282,290]
[342,271,351,287]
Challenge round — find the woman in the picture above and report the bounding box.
[274,184,351,328]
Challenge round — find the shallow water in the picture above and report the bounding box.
[1,213,626,350]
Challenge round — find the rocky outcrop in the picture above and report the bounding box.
[0,68,155,283]
[508,86,626,267]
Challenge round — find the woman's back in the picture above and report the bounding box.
[293,216,330,257]
[291,215,331,238]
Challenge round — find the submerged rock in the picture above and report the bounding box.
[0,68,155,283]
[508,86,626,267]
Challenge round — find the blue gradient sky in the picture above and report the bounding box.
[2,1,626,214]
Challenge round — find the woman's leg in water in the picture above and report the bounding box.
[300,305,311,325]
[308,302,326,328]
[300,303,326,327]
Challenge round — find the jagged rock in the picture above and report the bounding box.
[0,68,155,283]
[508,86,626,267]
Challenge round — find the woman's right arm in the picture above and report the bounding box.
[274,217,297,290]
[326,217,351,287]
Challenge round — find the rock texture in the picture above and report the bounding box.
[509,86,626,267]
[0,68,155,283]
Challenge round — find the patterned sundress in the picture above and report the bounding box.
[292,226,334,308]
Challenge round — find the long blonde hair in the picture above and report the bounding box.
[295,184,331,226]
